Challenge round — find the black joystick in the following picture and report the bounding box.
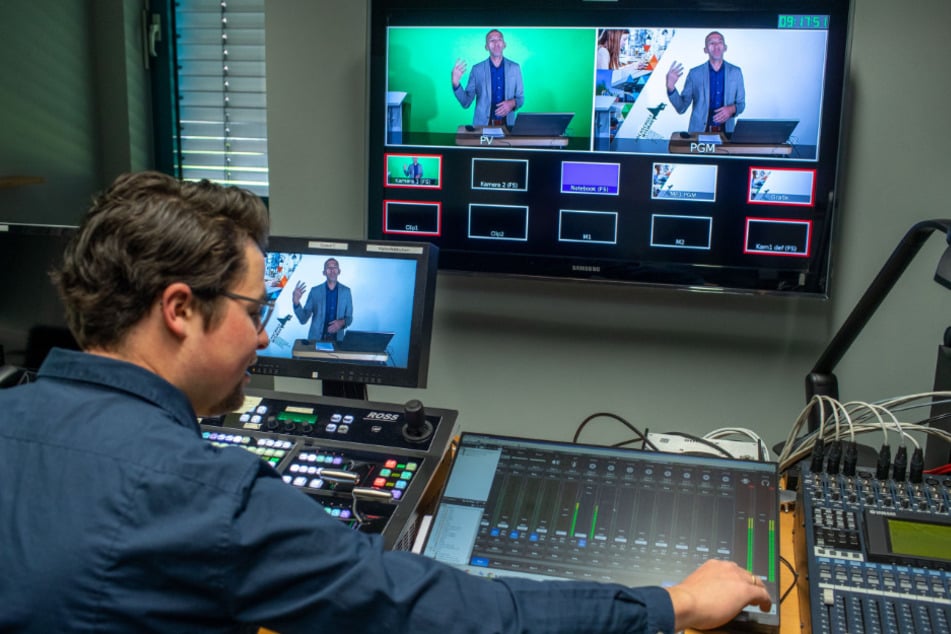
[402,399,433,444]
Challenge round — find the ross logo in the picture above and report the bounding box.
[364,411,400,422]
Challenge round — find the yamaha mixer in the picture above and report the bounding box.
[200,388,458,550]
[795,465,951,633]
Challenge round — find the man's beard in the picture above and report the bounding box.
[203,379,247,417]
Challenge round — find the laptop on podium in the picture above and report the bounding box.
[508,112,574,137]
[730,119,799,144]
[338,330,394,353]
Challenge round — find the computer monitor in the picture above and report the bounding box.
[0,223,79,372]
[368,0,852,297]
[253,236,438,399]
[423,432,780,633]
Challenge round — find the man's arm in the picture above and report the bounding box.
[224,470,676,633]
[509,61,525,111]
[665,61,693,115]
[339,286,353,329]
[225,472,770,633]
[292,281,310,324]
[452,59,477,108]
[730,65,746,118]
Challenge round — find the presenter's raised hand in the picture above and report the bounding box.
[666,61,683,92]
[451,59,467,87]
[292,280,306,305]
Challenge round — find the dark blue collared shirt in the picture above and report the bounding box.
[707,62,725,130]
[0,349,675,633]
[489,60,505,122]
[323,284,338,339]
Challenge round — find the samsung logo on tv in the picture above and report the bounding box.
[572,265,601,273]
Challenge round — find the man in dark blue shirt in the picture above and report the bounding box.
[403,156,424,183]
[291,257,353,342]
[665,31,746,134]
[452,29,525,127]
[0,171,771,632]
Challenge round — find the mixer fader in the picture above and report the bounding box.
[795,466,951,633]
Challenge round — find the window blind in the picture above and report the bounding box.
[174,0,268,196]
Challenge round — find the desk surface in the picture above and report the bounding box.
[779,508,801,634]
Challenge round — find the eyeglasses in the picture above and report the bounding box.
[220,290,275,333]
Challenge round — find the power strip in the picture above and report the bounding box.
[647,432,762,461]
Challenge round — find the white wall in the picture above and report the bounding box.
[264,0,951,451]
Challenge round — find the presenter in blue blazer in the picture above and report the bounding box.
[452,29,525,127]
[292,257,353,342]
[666,31,745,134]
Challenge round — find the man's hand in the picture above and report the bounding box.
[666,559,773,632]
[326,318,344,334]
[493,99,515,118]
[292,281,306,305]
[712,103,736,125]
[451,59,467,88]
[666,61,683,92]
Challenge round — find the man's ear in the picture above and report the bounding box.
[159,282,196,338]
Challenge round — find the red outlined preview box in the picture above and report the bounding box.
[743,217,811,257]
[383,200,442,236]
[747,167,816,206]
[384,153,443,189]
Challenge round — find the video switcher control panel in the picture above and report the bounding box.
[200,388,458,550]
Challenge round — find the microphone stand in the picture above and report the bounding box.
[806,219,951,430]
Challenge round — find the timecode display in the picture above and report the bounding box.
[778,14,830,29]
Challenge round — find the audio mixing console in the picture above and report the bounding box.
[795,465,951,633]
[199,388,458,550]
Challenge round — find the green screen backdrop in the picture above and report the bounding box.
[387,27,595,139]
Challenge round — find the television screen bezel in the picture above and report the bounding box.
[251,235,439,393]
[366,0,852,298]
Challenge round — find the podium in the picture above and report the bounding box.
[454,125,569,148]
[668,131,793,156]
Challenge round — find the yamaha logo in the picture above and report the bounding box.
[365,411,400,422]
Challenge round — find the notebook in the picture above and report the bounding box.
[508,112,574,137]
[730,119,799,145]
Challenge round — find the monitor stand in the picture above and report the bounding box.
[321,379,368,401]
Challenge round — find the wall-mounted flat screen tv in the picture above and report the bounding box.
[367,0,852,297]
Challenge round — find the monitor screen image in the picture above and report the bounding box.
[0,223,79,372]
[367,0,852,296]
[252,236,438,398]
